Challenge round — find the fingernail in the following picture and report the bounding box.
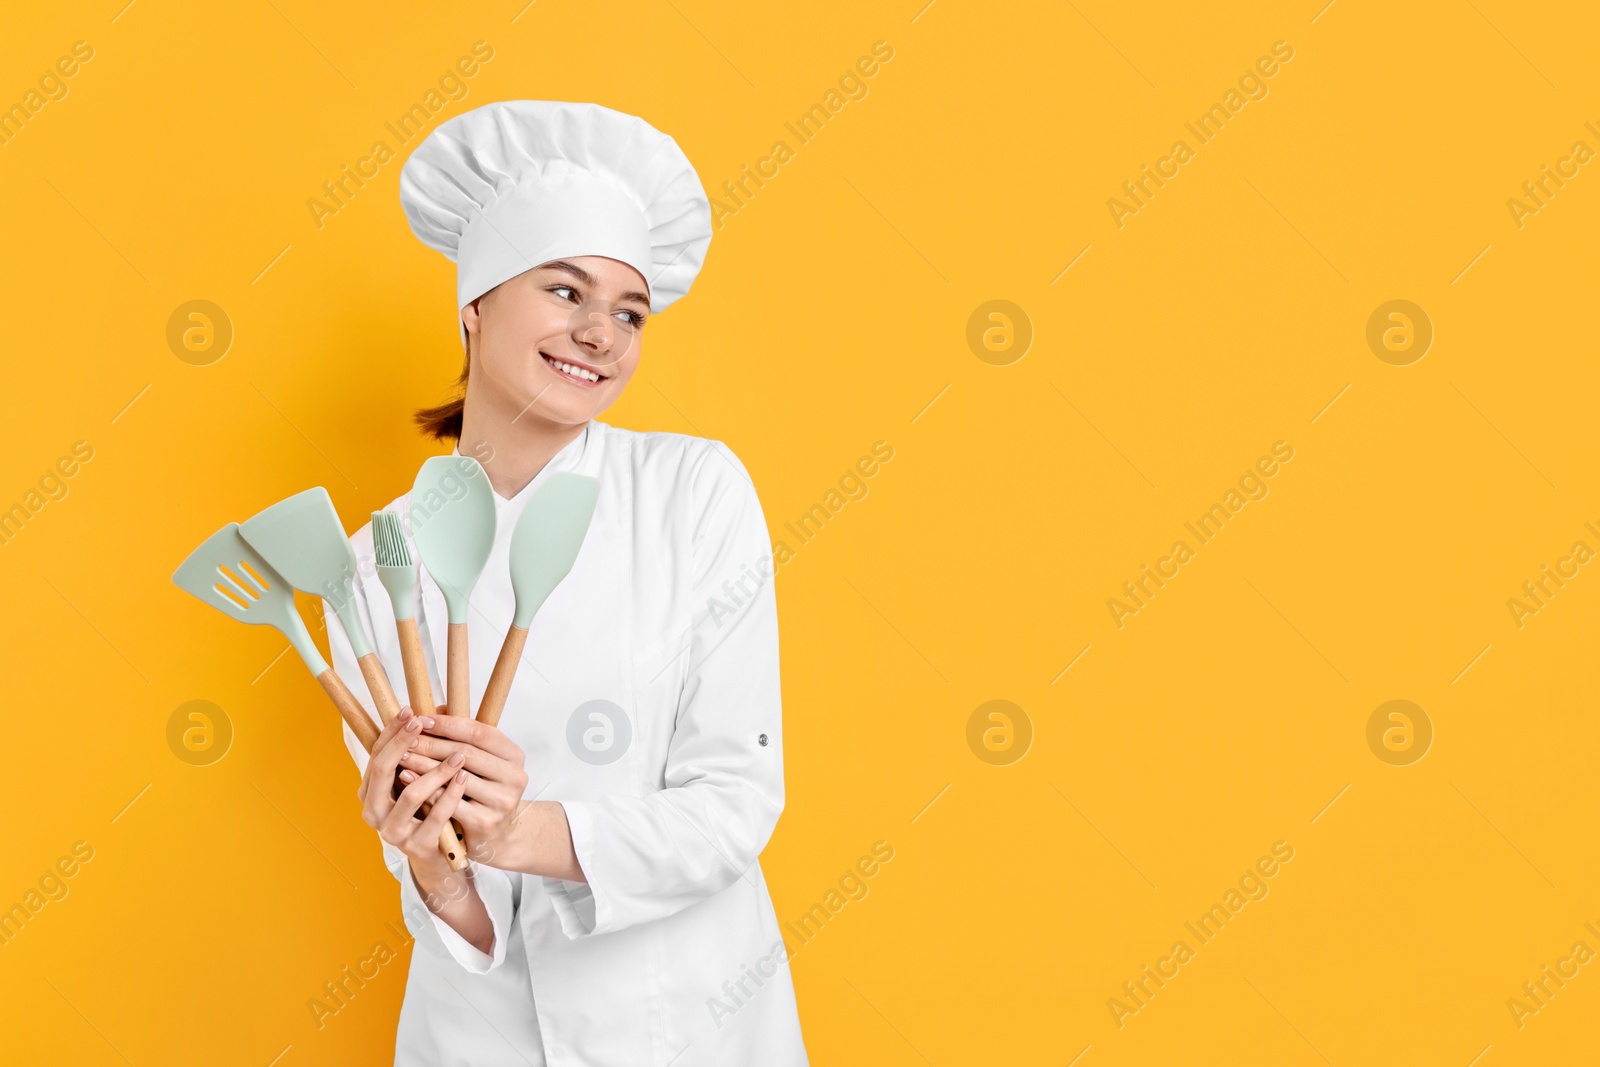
[455,770,467,785]
[397,707,412,721]
[420,716,436,729]
[398,769,416,783]
[406,717,422,732]
[449,752,466,767]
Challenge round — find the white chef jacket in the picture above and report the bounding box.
[323,420,808,1066]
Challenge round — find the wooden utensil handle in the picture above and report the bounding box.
[395,617,436,715]
[316,669,381,752]
[446,622,469,719]
[478,626,529,728]
[357,653,403,727]
[434,789,469,871]
[321,665,464,869]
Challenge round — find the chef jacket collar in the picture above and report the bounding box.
[450,419,594,509]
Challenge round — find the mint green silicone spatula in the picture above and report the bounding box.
[476,472,600,727]
[173,523,381,751]
[241,488,404,729]
[411,456,497,719]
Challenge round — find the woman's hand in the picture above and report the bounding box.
[358,707,470,875]
[395,713,530,867]
[357,707,494,955]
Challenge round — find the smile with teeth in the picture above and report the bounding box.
[542,352,605,384]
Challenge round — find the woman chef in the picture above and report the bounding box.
[321,100,808,1066]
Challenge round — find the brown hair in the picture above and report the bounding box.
[414,339,471,441]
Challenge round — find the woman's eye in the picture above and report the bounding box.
[551,286,577,301]
[615,310,645,328]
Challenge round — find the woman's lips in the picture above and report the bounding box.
[541,351,606,388]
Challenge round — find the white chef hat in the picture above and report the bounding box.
[398,100,713,348]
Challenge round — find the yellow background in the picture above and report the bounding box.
[2,0,1597,1063]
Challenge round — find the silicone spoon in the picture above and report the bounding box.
[477,473,600,727]
[240,488,403,728]
[173,523,380,751]
[411,456,497,720]
[374,509,468,872]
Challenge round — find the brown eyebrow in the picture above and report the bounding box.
[541,260,651,310]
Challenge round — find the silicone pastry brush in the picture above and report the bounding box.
[173,523,380,751]
[240,488,403,728]
[374,508,469,872]
[411,456,497,719]
[372,510,437,720]
[477,473,601,727]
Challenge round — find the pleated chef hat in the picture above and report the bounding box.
[398,100,713,348]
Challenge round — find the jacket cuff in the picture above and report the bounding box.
[399,857,516,973]
[543,800,606,939]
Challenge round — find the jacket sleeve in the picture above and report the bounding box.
[324,582,519,974]
[545,441,786,939]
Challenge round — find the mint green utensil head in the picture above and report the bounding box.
[172,522,328,674]
[372,510,419,621]
[508,473,600,630]
[411,455,497,625]
[239,487,370,659]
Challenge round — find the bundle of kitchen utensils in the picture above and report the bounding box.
[173,457,600,871]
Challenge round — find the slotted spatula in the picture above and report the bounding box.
[240,488,404,729]
[173,523,381,751]
[411,457,496,720]
[477,473,601,727]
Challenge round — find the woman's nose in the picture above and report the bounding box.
[572,307,612,356]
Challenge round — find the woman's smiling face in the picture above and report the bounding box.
[461,256,650,430]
